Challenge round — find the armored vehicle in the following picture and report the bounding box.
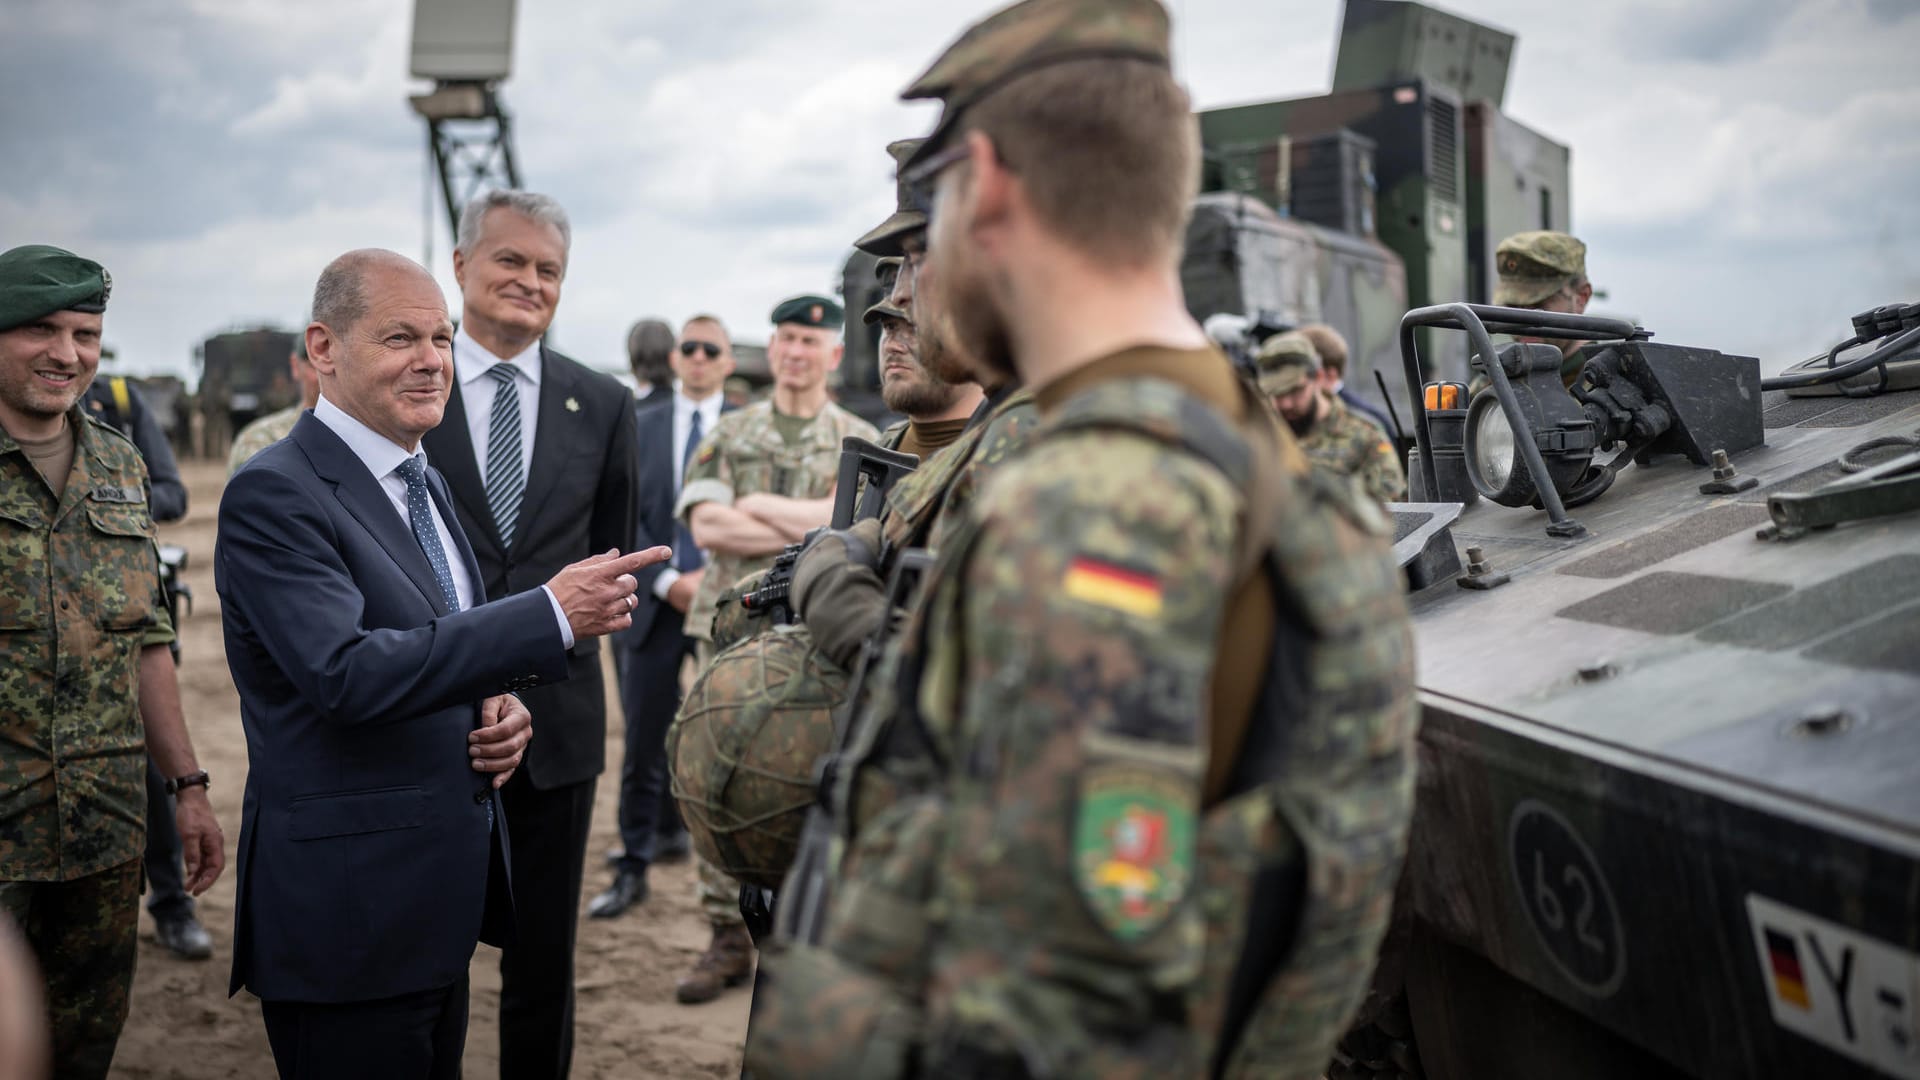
[1345,300,1920,1079]
[196,326,300,457]
[1188,0,1569,427]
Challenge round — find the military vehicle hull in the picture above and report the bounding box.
[1370,329,1920,1078]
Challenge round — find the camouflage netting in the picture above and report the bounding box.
[669,624,849,889]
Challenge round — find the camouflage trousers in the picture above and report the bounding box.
[698,853,747,929]
[689,637,747,930]
[0,858,141,1080]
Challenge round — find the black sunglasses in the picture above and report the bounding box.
[678,340,723,359]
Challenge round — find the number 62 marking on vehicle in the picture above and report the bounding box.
[1507,798,1628,998]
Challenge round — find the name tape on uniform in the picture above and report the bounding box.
[1746,893,1920,1078]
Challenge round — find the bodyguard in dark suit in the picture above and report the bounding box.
[420,191,638,1080]
[217,248,663,1079]
[589,315,737,919]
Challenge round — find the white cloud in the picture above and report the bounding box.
[3,0,1916,381]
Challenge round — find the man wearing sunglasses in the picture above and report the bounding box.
[745,0,1416,1076]
[592,316,735,920]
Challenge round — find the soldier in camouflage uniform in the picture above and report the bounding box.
[867,256,982,460]
[673,294,878,1004]
[0,245,226,1079]
[1485,229,1593,389]
[227,334,319,475]
[786,140,1039,673]
[746,3,1417,1077]
[1258,330,1407,504]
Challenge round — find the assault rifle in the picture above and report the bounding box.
[736,437,919,625]
[773,547,937,946]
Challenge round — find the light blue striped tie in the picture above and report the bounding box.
[483,364,525,547]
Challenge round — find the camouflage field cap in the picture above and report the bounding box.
[1254,330,1321,396]
[863,258,909,326]
[854,140,927,258]
[898,0,1172,172]
[0,245,112,332]
[1493,230,1587,306]
[770,294,844,330]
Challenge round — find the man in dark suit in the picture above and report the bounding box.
[217,248,664,1079]
[589,314,737,919]
[419,190,638,1080]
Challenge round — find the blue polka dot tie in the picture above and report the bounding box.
[396,456,492,827]
[394,456,461,615]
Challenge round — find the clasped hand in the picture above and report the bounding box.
[471,693,532,789]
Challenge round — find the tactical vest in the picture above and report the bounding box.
[859,376,1418,1079]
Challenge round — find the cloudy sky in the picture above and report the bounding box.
[3,0,1917,384]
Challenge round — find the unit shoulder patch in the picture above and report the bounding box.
[1072,762,1195,943]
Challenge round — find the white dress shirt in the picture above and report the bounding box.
[453,326,541,485]
[314,395,573,646]
[652,387,726,601]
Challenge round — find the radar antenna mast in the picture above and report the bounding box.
[407,0,523,244]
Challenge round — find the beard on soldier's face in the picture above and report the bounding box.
[882,370,960,416]
[942,263,1014,387]
[1286,409,1318,438]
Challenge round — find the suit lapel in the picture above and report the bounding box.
[648,403,675,490]
[292,415,452,618]
[511,347,571,546]
[427,376,501,554]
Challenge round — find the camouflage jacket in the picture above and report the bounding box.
[879,385,1038,558]
[676,399,877,642]
[748,357,1418,1079]
[0,408,174,881]
[228,403,303,476]
[1299,395,1406,504]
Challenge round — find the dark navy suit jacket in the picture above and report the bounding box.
[622,393,735,647]
[216,413,569,1004]
[421,347,637,790]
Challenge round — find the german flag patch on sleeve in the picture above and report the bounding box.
[1062,556,1163,619]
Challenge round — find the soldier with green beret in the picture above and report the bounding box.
[0,245,226,1079]
[671,292,877,1004]
[745,3,1417,1079]
[1494,229,1594,383]
[1257,331,1406,505]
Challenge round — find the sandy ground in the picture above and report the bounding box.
[110,459,749,1079]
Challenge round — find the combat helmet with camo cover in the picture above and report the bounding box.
[668,624,850,890]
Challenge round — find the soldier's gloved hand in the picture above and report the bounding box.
[791,518,887,669]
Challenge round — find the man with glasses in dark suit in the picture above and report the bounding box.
[591,315,736,919]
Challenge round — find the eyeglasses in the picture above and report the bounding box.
[678,340,723,359]
[900,142,977,216]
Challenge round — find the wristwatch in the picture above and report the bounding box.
[165,769,211,795]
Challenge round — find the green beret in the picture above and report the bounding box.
[1254,330,1320,396]
[0,245,112,332]
[1493,231,1587,306]
[900,0,1172,172]
[770,294,844,330]
[854,140,928,258]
